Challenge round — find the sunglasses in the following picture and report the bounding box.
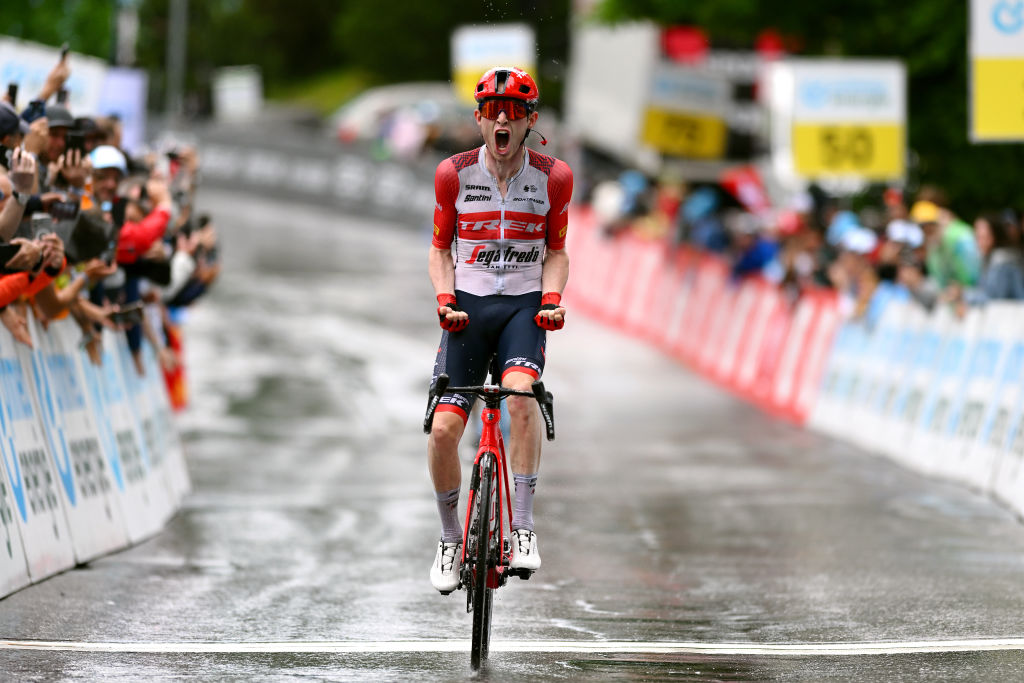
[478,99,532,121]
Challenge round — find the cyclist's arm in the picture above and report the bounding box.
[430,158,460,298]
[541,159,573,296]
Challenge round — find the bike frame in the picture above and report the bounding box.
[461,399,514,587]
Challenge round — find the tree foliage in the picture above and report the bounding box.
[595,0,1024,214]
[0,0,114,60]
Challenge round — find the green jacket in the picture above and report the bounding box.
[926,219,980,288]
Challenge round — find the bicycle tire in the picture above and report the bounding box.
[470,453,495,670]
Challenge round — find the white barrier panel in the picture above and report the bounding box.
[104,328,178,535]
[981,307,1024,508]
[844,303,906,449]
[937,309,1010,489]
[0,351,31,596]
[28,317,130,563]
[140,339,191,504]
[992,385,1024,517]
[867,308,922,455]
[0,327,76,582]
[883,315,945,472]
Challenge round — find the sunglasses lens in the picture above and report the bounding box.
[480,99,527,120]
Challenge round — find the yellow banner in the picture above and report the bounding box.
[972,58,1024,140]
[792,123,904,179]
[641,108,728,159]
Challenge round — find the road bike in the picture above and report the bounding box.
[423,372,555,669]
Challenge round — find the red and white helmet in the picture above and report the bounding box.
[474,67,539,105]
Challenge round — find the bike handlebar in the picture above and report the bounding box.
[423,373,556,441]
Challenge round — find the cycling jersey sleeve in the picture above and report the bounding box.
[546,159,573,250]
[432,159,460,249]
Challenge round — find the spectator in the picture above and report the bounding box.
[964,213,1024,303]
[910,195,980,291]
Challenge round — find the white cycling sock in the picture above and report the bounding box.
[435,487,462,543]
[512,473,538,532]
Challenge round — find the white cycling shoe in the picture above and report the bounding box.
[509,529,541,571]
[430,539,463,594]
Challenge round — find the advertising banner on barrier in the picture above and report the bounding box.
[98,329,176,541]
[28,317,129,564]
[0,327,75,582]
[0,337,31,596]
[140,326,191,504]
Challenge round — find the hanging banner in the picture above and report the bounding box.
[970,0,1024,141]
[451,24,536,106]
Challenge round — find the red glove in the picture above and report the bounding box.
[437,293,468,332]
[534,292,565,331]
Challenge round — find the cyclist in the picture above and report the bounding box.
[428,66,573,593]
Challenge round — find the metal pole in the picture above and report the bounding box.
[165,0,187,122]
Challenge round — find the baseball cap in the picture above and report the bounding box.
[45,104,75,129]
[0,102,29,136]
[886,219,924,248]
[840,226,878,254]
[909,200,940,224]
[89,145,128,174]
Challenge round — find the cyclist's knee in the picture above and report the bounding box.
[506,394,536,425]
[430,411,466,452]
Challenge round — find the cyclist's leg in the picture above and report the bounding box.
[494,295,545,553]
[428,292,494,530]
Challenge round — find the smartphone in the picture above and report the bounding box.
[109,301,145,325]
[56,88,68,105]
[60,43,70,60]
[0,243,22,267]
[6,83,16,108]
[65,129,86,155]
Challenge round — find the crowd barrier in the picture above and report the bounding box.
[0,313,189,599]
[565,207,1024,519]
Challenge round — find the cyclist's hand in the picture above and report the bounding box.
[534,292,565,331]
[437,293,469,332]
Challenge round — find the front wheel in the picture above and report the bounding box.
[470,452,495,670]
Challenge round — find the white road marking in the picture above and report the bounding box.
[3,639,1024,656]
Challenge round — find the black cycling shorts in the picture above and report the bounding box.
[432,290,545,422]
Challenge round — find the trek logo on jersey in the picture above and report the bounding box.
[463,193,492,202]
[459,219,545,234]
[465,245,542,266]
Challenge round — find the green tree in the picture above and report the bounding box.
[595,0,1024,214]
[0,0,114,60]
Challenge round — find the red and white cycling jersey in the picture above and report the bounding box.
[432,145,573,296]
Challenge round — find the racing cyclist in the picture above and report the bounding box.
[428,67,573,593]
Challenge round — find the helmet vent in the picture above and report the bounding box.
[519,84,531,94]
[495,69,509,94]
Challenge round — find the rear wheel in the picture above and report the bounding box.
[470,453,495,670]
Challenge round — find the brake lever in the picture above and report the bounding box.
[423,373,450,434]
[532,381,555,441]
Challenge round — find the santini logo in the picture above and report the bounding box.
[464,194,492,202]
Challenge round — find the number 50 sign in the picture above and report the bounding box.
[768,60,906,184]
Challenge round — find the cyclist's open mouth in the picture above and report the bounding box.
[494,130,510,154]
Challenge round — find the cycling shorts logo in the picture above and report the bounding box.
[465,245,542,266]
[439,394,471,411]
[463,194,492,202]
[507,357,541,374]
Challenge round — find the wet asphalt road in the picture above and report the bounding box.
[4,189,1024,681]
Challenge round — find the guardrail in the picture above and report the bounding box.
[566,207,1024,519]
[0,314,188,599]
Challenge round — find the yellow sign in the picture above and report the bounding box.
[972,58,1024,140]
[792,123,904,179]
[641,108,728,159]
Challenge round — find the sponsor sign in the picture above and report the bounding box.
[451,24,536,106]
[970,0,1024,140]
[640,64,730,159]
[769,59,905,184]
